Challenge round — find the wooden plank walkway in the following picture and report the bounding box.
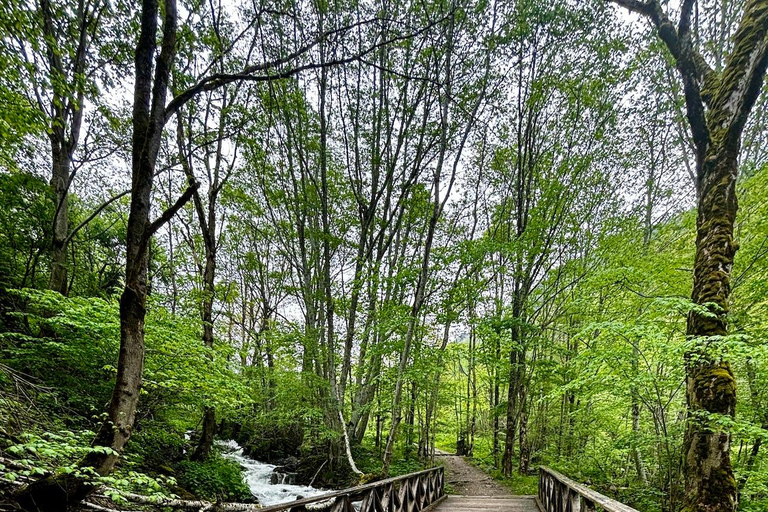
[433,450,539,512]
[434,495,539,512]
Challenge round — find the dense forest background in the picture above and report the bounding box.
[1,0,767,510]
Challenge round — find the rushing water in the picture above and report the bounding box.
[217,440,327,506]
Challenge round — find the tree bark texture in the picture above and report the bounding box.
[610,0,768,510]
[48,148,70,295]
[12,0,181,508]
[38,0,91,294]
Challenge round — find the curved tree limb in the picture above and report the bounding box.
[144,181,200,242]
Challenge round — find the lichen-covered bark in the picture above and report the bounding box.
[682,140,740,512]
[610,0,768,511]
[682,1,768,508]
[681,3,768,503]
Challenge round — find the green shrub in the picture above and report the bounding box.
[239,419,303,461]
[389,457,424,477]
[125,423,186,472]
[351,443,381,474]
[176,455,253,502]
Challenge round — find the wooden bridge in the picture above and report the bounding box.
[256,465,639,512]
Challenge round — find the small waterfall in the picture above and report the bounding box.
[217,440,326,506]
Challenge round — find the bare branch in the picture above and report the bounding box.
[609,0,716,151]
[63,188,131,245]
[678,0,696,36]
[163,11,454,122]
[610,0,654,14]
[145,181,200,241]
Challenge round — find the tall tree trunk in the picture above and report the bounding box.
[468,313,477,458]
[48,148,70,295]
[405,381,417,455]
[316,16,362,474]
[501,342,519,476]
[12,0,191,508]
[609,1,768,509]
[682,146,739,512]
[38,0,89,295]
[631,395,649,484]
[493,330,501,467]
[502,292,525,477]
[177,80,235,461]
[518,406,530,475]
[631,347,649,485]
[192,247,216,461]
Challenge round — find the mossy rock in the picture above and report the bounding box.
[158,464,176,475]
[358,472,385,485]
[171,485,198,500]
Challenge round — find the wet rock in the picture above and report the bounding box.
[274,456,300,472]
[271,471,297,485]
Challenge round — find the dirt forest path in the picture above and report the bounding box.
[434,450,513,496]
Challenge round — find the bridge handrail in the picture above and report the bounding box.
[538,467,639,512]
[257,465,445,512]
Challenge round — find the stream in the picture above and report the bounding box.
[217,440,327,506]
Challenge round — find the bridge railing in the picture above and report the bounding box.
[257,466,445,512]
[538,467,640,512]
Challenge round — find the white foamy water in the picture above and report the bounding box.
[217,440,327,506]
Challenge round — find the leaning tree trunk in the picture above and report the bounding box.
[381,223,435,474]
[12,132,168,512]
[9,272,147,510]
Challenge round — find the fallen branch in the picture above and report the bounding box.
[82,501,143,512]
[309,460,327,487]
[95,490,262,511]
